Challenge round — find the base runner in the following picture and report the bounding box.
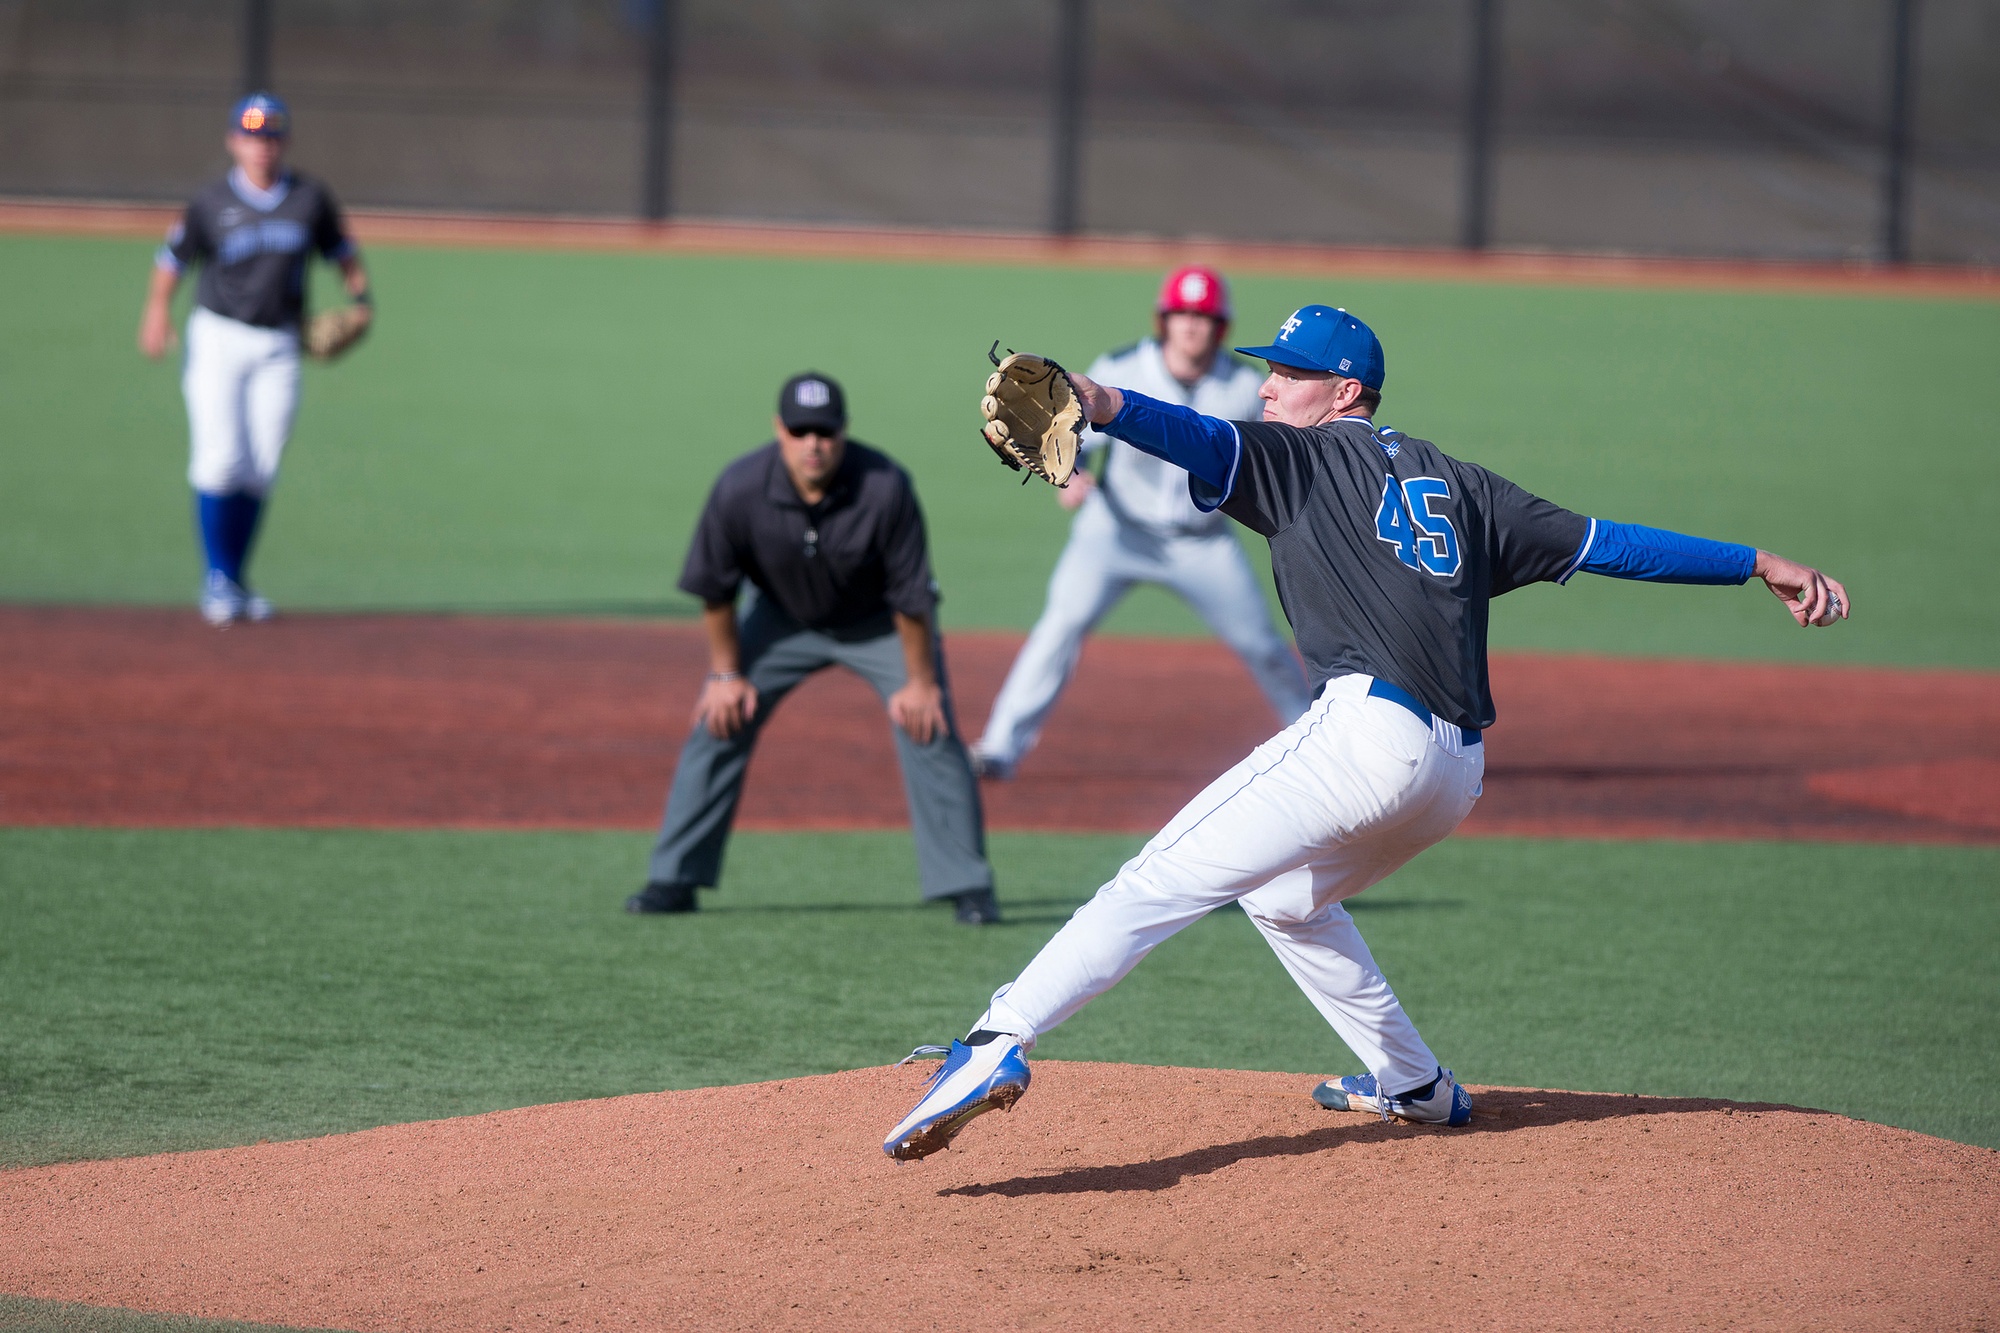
[884,303,1848,1160]
[970,266,1309,779]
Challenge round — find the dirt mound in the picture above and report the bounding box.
[1,1063,1994,1331]
[3,606,1996,842]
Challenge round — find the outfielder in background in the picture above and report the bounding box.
[970,266,1311,779]
[138,92,372,627]
[885,303,1850,1160]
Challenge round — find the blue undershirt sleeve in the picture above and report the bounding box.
[1101,391,1241,492]
[1561,518,1757,586]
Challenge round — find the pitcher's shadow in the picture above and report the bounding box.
[938,1088,1815,1198]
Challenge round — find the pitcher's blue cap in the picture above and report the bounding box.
[1236,304,1385,390]
[231,92,290,138]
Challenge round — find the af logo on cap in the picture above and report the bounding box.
[1279,311,1303,340]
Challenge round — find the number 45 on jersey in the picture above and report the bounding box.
[1375,475,1462,578]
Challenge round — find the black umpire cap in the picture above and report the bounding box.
[779,372,846,435]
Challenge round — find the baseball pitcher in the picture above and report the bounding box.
[885,303,1849,1160]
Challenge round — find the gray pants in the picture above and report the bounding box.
[647,599,994,902]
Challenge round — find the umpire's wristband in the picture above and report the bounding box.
[706,670,744,682]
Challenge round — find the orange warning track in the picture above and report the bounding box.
[3,605,1994,844]
[1,1064,1994,1331]
[4,197,1996,300]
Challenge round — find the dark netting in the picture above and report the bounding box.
[0,0,1992,262]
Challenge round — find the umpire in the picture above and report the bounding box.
[628,372,1000,924]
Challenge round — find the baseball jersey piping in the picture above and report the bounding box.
[1555,517,1599,585]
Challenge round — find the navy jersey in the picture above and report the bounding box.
[160,170,353,329]
[1195,417,1590,729]
[679,440,940,632]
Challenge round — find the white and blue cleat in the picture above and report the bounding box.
[883,1033,1031,1161]
[1312,1067,1473,1126]
[199,572,274,627]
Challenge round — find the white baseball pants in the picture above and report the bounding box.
[977,494,1312,766]
[981,673,1485,1095]
[183,306,301,496]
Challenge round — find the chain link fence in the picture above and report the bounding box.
[1,0,1993,263]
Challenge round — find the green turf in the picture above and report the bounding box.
[0,1296,344,1333]
[2,826,1994,1167]
[0,234,1994,664]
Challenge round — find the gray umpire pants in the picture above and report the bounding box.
[647,596,994,902]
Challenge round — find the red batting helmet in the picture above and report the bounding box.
[1156,265,1231,321]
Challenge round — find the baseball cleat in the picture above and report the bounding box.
[1312,1067,1472,1126]
[242,589,275,622]
[967,747,1015,781]
[625,881,698,914]
[883,1033,1030,1161]
[199,571,246,628]
[952,888,1002,925]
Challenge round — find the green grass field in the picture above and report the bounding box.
[0,229,1993,1321]
[4,827,1995,1165]
[0,1297,342,1333]
[1,234,1996,664]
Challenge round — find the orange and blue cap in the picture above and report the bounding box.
[231,92,290,138]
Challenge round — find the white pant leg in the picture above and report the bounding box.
[1164,530,1313,725]
[977,496,1134,764]
[982,675,1483,1092]
[241,325,301,496]
[184,307,300,496]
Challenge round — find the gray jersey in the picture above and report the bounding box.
[1194,416,1590,729]
[1081,341,1264,536]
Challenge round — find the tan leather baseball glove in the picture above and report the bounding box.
[303,304,372,361]
[979,343,1083,487]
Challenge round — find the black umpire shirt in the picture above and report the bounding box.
[163,171,352,329]
[1193,417,1591,731]
[678,440,940,633]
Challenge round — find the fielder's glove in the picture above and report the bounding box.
[979,343,1083,488]
[303,304,372,361]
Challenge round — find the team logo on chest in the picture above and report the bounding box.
[218,218,308,265]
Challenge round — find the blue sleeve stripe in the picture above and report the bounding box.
[154,244,184,274]
[1577,519,1757,585]
[1555,517,1597,586]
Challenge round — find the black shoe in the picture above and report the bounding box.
[952,888,1001,925]
[626,882,698,914]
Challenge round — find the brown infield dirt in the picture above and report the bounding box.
[2,1065,1997,1331]
[6,606,2000,1330]
[3,605,1996,843]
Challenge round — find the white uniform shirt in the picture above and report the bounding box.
[1081,339,1266,536]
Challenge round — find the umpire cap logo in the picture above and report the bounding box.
[794,379,831,408]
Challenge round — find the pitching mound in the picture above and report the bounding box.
[2,1064,1994,1331]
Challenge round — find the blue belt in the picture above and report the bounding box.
[1363,677,1483,747]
